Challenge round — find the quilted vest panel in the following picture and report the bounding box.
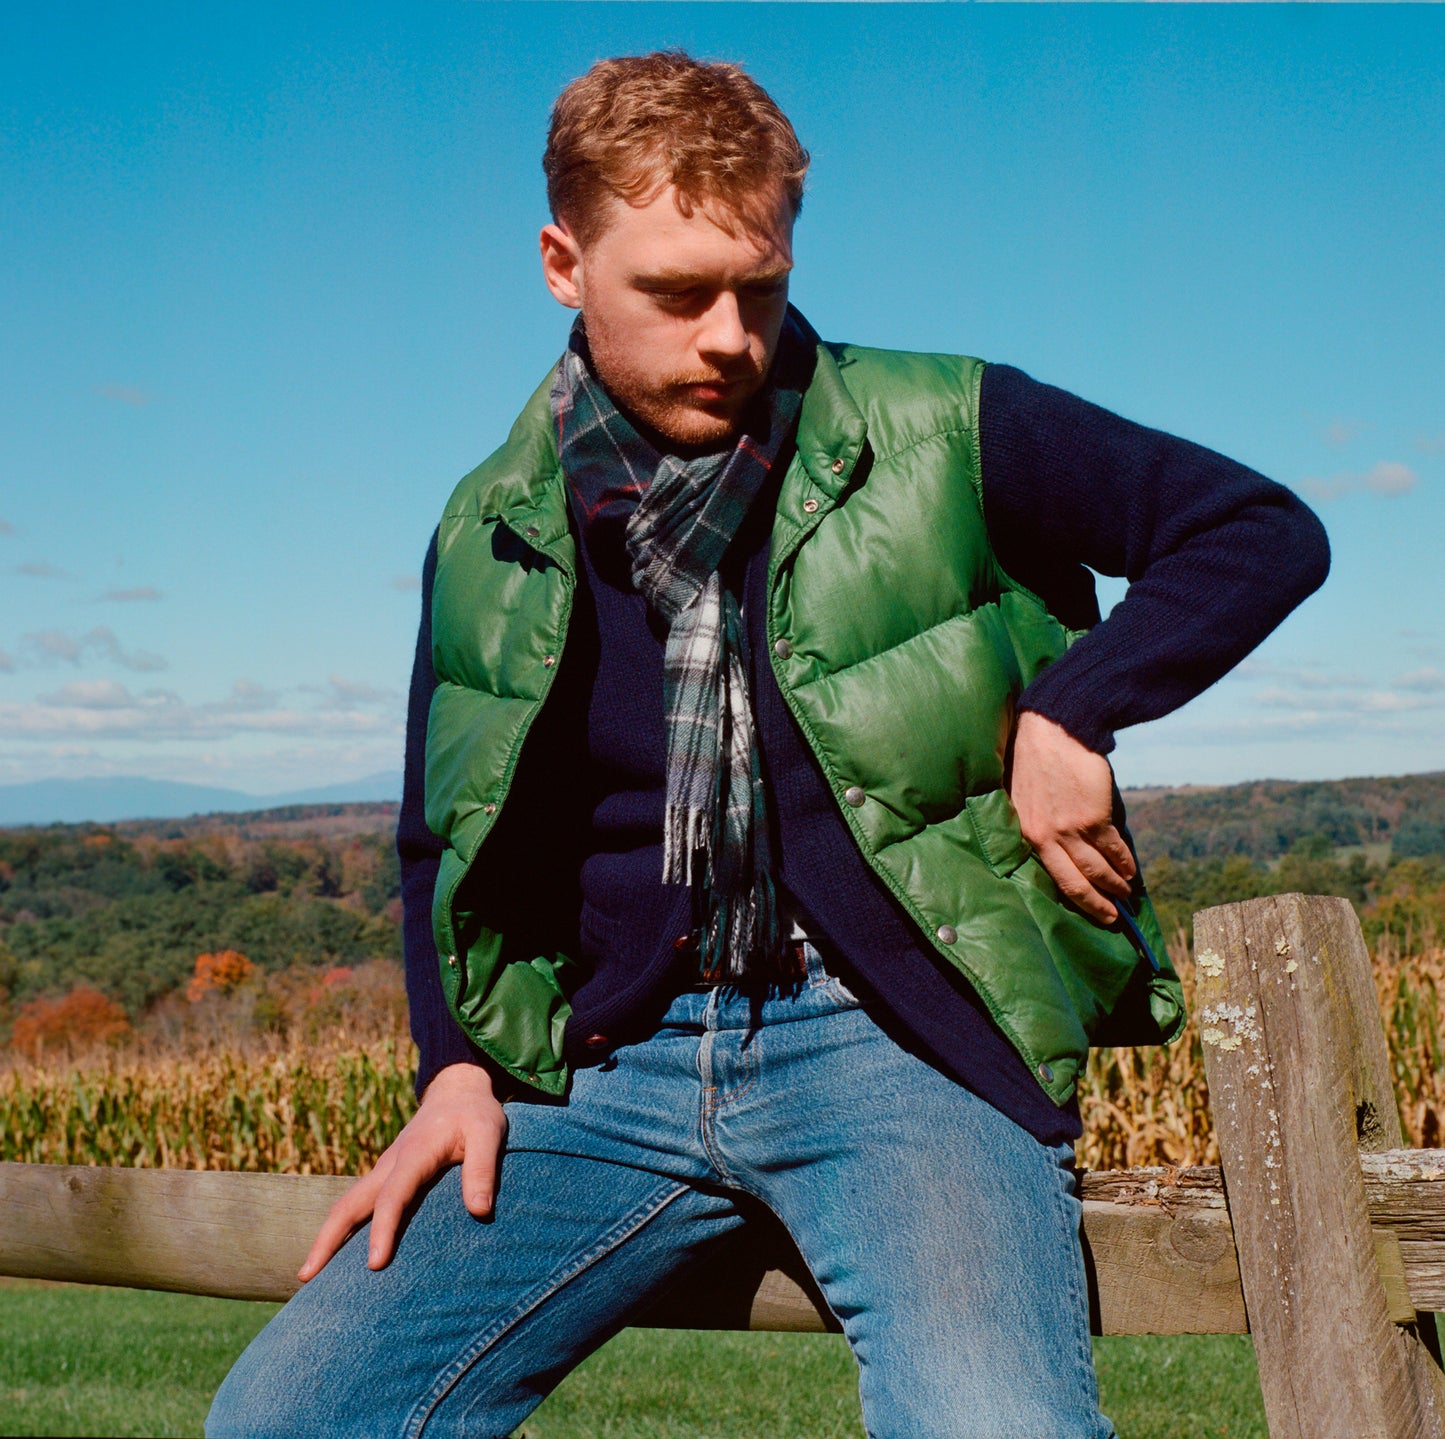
[425,339,1185,1102]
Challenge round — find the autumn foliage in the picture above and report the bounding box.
[186,949,257,1003]
[10,985,131,1059]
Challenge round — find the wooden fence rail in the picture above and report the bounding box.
[3,893,1445,1437]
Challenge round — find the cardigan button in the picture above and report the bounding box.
[773,637,793,660]
[584,1033,609,1051]
[936,924,957,945]
[673,933,696,953]
[844,785,865,808]
[830,458,845,475]
[1038,1062,1055,1083]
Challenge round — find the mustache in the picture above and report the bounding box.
[669,366,763,389]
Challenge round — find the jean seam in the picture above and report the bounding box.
[1044,1150,1110,1438]
[402,1179,690,1439]
[714,1028,760,1112]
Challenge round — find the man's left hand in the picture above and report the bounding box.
[1007,711,1135,924]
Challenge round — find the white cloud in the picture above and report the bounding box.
[391,574,421,592]
[1227,658,1367,691]
[0,649,14,673]
[207,679,283,714]
[36,679,149,709]
[0,518,14,536]
[14,560,69,579]
[300,675,398,710]
[0,683,401,743]
[21,625,168,673]
[97,384,152,407]
[1323,417,1362,449]
[1364,461,1417,497]
[100,586,163,602]
[1416,433,1445,456]
[1300,460,1418,502]
[1398,668,1445,694]
[1252,680,1444,719]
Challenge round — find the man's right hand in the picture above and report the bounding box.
[297,1060,507,1282]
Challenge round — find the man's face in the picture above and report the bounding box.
[540,185,794,448]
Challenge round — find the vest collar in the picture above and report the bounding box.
[789,311,869,498]
[492,372,572,557]
[490,310,870,540]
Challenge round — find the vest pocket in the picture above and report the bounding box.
[965,788,1034,878]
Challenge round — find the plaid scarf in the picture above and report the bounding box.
[551,316,807,979]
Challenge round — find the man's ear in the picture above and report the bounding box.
[539,223,583,309]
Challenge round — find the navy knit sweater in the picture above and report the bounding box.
[397,363,1330,1142]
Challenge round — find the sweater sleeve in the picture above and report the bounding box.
[397,528,490,1098]
[978,364,1331,755]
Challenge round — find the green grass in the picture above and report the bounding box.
[0,1280,280,1438]
[0,1280,1267,1438]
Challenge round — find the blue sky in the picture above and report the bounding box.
[2,3,1442,794]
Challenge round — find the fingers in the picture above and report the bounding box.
[1035,824,1135,925]
[459,1112,506,1218]
[1094,824,1137,885]
[1066,822,1134,899]
[367,1142,447,1270]
[298,1166,386,1283]
[295,1065,507,1282]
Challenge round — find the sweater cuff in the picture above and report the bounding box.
[1015,691,1117,757]
[412,1020,491,1101]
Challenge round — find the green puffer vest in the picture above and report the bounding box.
[426,335,1186,1107]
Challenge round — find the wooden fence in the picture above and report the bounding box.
[4,894,1445,1436]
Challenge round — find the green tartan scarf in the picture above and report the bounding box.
[550,315,807,979]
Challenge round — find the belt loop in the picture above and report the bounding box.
[800,940,829,989]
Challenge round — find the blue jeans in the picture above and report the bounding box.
[208,947,1113,1439]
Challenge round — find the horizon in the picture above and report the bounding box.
[3,4,1442,794]
[8,763,1445,835]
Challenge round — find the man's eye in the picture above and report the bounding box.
[652,289,699,307]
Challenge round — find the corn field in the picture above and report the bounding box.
[0,1039,416,1174]
[1077,935,1445,1169]
[6,939,1445,1175]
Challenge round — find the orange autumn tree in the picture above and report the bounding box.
[187,949,257,1003]
[11,986,131,1058]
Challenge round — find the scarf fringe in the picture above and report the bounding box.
[662,803,708,887]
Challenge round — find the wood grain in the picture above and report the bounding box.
[1196,893,1444,1439]
[4,1154,1444,1335]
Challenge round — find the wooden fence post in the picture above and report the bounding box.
[1195,893,1445,1439]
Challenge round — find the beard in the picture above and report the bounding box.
[602,363,765,450]
[583,330,770,452]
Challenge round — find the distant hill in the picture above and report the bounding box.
[1121,771,1445,864]
[0,772,403,828]
[6,768,1444,862]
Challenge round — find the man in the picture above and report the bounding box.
[210,51,1327,1439]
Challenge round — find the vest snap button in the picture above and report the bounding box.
[483,802,497,815]
[830,458,845,475]
[542,654,555,668]
[936,924,957,945]
[802,498,819,514]
[525,525,540,538]
[447,955,458,969]
[844,785,865,808]
[773,637,793,660]
[1038,1062,1055,1083]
